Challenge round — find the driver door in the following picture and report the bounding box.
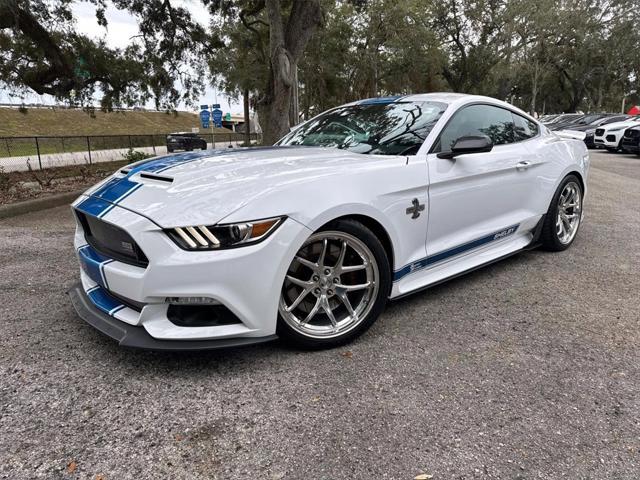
[426,104,537,260]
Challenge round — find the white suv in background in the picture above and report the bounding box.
[594,118,640,152]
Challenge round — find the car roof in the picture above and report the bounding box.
[341,93,534,121]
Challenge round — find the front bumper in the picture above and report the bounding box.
[621,140,639,153]
[68,283,277,350]
[71,195,313,346]
[594,132,622,148]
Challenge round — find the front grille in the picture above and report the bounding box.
[595,128,605,136]
[75,210,149,267]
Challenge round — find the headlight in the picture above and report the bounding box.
[585,129,595,135]
[167,217,285,250]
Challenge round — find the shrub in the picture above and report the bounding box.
[122,148,153,163]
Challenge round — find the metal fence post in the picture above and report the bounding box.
[152,135,156,155]
[128,135,132,149]
[35,136,42,170]
[86,136,92,164]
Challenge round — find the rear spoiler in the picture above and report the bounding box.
[555,130,586,141]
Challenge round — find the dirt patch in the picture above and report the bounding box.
[0,160,128,205]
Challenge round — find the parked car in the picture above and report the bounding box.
[166,132,207,152]
[70,93,589,350]
[543,113,583,126]
[621,126,640,155]
[593,118,640,152]
[550,113,609,131]
[560,115,632,149]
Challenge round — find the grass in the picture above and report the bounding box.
[0,107,248,158]
[0,107,231,137]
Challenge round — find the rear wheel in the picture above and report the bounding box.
[540,175,583,251]
[277,219,390,349]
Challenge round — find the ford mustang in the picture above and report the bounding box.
[69,93,589,350]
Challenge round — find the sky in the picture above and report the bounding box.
[1,1,242,114]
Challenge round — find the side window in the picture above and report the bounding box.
[513,113,539,141]
[436,105,515,152]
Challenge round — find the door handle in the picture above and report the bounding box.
[516,161,532,170]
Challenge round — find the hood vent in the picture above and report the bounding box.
[139,172,174,183]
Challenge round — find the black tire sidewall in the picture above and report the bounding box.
[277,219,391,349]
[540,174,583,251]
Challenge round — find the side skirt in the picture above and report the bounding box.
[390,218,545,301]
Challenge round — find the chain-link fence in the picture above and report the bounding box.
[0,133,261,172]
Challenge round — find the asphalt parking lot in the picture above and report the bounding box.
[1,150,639,479]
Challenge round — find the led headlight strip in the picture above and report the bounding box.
[167,217,285,250]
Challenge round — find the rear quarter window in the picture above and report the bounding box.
[512,113,539,141]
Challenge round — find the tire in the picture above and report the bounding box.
[540,174,583,251]
[605,147,618,153]
[167,147,174,153]
[277,219,391,349]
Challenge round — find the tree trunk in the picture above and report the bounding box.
[243,88,251,146]
[260,0,323,145]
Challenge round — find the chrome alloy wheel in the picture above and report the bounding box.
[279,231,379,339]
[556,181,582,245]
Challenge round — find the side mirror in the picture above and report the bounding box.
[437,135,493,159]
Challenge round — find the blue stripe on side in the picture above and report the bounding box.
[86,285,125,316]
[394,224,520,282]
[78,245,112,288]
[358,95,403,105]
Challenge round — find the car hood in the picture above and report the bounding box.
[599,119,640,132]
[83,146,403,227]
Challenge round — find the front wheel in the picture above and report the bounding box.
[277,219,390,349]
[540,175,583,251]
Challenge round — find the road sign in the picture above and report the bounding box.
[199,109,210,129]
[211,104,221,109]
[212,108,223,127]
[224,112,231,121]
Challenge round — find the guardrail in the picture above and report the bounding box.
[0,133,261,172]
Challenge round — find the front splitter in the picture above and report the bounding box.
[67,282,278,351]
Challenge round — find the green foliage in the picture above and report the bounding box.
[122,148,153,163]
[215,0,640,115]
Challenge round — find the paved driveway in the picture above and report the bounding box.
[1,151,639,479]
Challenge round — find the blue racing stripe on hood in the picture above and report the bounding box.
[77,146,293,218]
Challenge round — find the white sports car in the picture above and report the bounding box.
[69,93,589,350]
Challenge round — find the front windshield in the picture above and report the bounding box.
[277,101,447,155]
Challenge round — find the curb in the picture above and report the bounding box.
[0,190,83,219]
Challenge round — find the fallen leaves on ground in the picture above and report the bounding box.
[414,474,433,480]
[66,461,77,474]
[341,351,353,358]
